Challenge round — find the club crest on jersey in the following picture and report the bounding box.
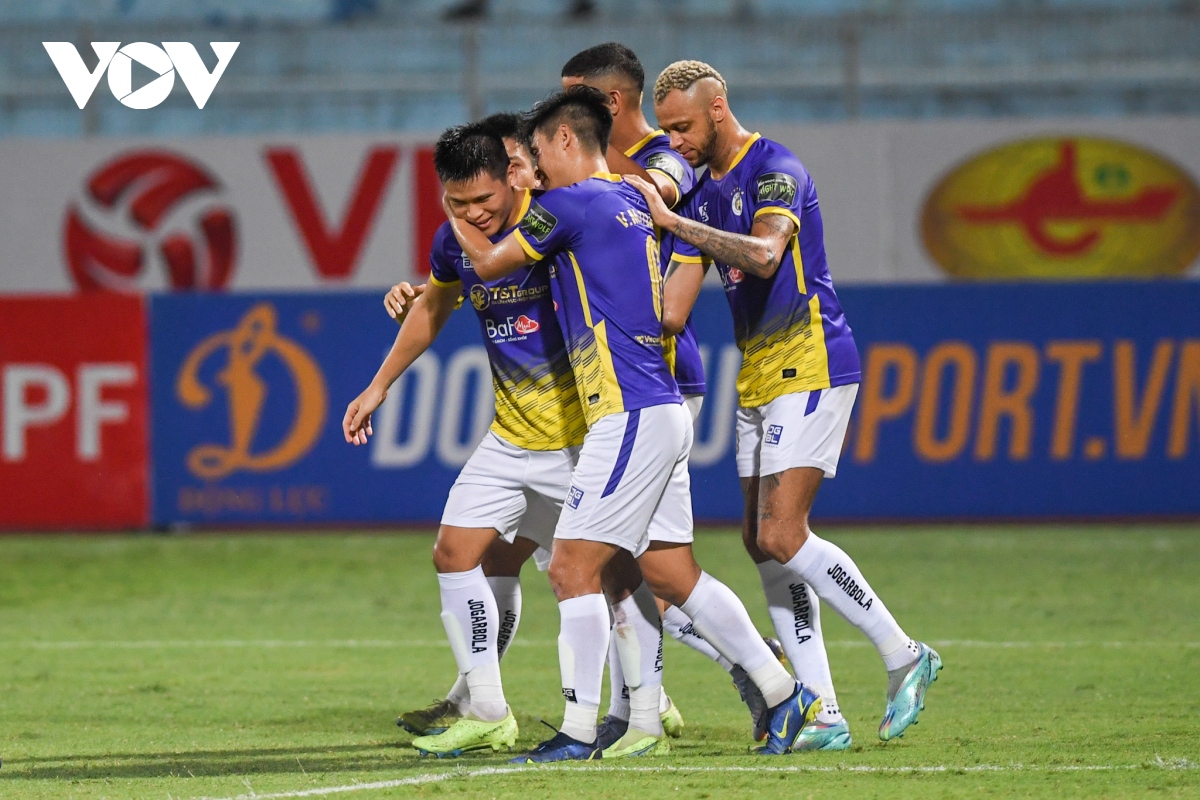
[470,284,490,310]
[756,172,799,205]
[731,189,744,215]
[765,424,784,446]
[520,201,557,243]
[646,152,685,185]
[566,486,584,509]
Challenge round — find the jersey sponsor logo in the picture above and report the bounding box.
[566,485,584,509]
[922,136,1200,279]
[462,254,474,271]
[176,303,327,479]
[485,314,540,341]
[520,201,558,243]
[470,284,490,310]
[756,172,799,206]
[731,189,744,215]
[646,152,685,185]
[698,203,710,222]
[765,424,784,446]
[723,267,745,288]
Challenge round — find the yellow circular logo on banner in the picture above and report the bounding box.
[921,137,1200,279]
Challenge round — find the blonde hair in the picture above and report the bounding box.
[653,60,727,104]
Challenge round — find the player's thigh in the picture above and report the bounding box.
[481,535,539,577]
[442,432,530,542]
[645,419,695,548]
[512,445,578,569]
[739,476,771,562]
[637,542,703,608]
[601,547,645,603]
[756,384,858,480]
[555,404,687,558]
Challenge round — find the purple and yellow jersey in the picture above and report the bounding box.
[429,196,586,451]
[625,131,706,397]
[512,173,682,427]
[673,134,861,408]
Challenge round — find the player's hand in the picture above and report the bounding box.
[343,384,386,446]
[384,282,425,324]
[624,174,676,230]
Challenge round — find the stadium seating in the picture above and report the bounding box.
[1,0,1196,136]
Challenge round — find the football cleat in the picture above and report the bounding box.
[764,636,789,668]
[730,665,770,742]
[594,714,629,751]
[510,730,599,763]
[411,712,518,758]
[398,698,461,736]
[754,682,822,755]
[879,643,943,741]
[601,727,670,758]
[660,694,685,738]
[793,718,852,751]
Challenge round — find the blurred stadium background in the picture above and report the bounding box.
[2,0,1198,529]
[0,2,1198,797]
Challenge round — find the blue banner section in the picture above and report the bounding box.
[149,282,1200,526]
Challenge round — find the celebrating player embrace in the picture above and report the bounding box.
[625,60,943,743]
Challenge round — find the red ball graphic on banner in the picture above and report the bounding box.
[64,150,237,292]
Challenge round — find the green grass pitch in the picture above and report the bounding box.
[1,526,1197,799]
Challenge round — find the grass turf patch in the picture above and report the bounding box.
[0,526,1197,799]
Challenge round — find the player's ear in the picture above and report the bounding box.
[710,94,727,123]
[607,89,621,116]
[558,123,572,150]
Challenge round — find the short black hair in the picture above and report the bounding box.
[522,85,613,155]
[478,111,522,143]
[561,42,645,93]
[433,120,509,184]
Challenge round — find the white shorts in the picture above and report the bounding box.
[683,393,704,423]
[735,384,858,479]
[555,402,694,557]
[442,431,578,569]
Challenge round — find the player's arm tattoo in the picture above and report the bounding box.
[666,213,794,279]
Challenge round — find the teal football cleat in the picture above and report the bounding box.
[510,730,598,763]
[754,683,822,755]
[879,643,943,741]
[793,718,852,751]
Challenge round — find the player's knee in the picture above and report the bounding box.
[432,535,475,574]
[756,522,808,563]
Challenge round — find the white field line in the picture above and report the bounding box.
[4,639,1198,649]
[196,758,1198,800]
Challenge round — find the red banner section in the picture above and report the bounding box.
[0,295,149,529]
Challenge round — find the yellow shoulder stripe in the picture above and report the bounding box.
[429,274,462,288]
[754,206,801,231]
[513,229,544,262]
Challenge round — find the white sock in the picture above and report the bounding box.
[445,675,470,711]
[663,604,733,672]
[784,532,918,673]
[437,566,507,721]
[558,593,609,743]
[679,571,796,708]
[605,626,630,721]
[757,560,842,722]
[611,583,664,735]
[486,576,522,660]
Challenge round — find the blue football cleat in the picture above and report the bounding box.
[510,730,598,763]
[879,643,943,741]
[594,715,630,751]
[754,683,822,755]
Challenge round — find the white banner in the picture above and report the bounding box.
[0,116,1197,293]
